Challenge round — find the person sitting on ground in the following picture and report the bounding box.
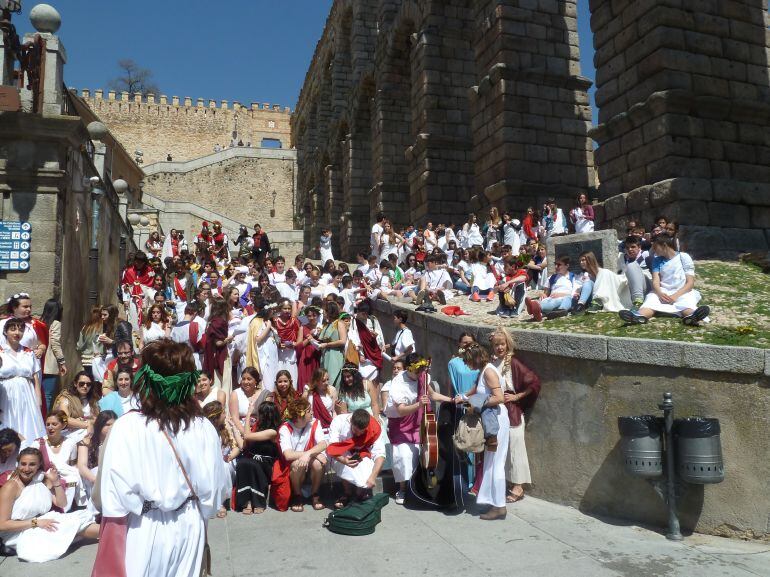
[273,398,328,512]
[617,236,653,309]
[202,400,242,518]
[0,447,99,562]
[469,250,497,302]
[525,257,581,321]
[571,251,600,315]
[495,255,529,318]
[619,234,709,326]
[76,409,117,506]
[327,408,386,507]
[235,401,281,515]
[405,254,454,312]
[51,371,100,442]
[98,369,141,417]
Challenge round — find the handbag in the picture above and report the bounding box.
[503,291,516,308]
[162,430,211,577]
[452,409,485,453]
[323,492,389,536]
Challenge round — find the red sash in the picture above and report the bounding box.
[355,318,382,370]
[173,276,187,301]
[274,317,298,345]
[326,417,381,460]
[310,392,333,429]
[271,420,320,511]
[188,321,204,353]
[91,516,129,577]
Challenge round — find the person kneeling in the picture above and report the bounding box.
[327,409,386,509]
[274,398,328,512]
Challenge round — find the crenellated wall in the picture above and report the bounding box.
[75,88,292,165]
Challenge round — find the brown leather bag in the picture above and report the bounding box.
[344,341,360,366]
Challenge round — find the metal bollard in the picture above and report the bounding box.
[658,392,682,541]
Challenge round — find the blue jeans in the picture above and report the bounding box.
[578,279,594,305]
[540,295,574,313]
[42,374,59,411]
[454,279,470,294]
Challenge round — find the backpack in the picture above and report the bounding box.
[453,410,485,453]
[323,492,389,536]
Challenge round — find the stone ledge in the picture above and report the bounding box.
[607,337,684,367]
[372,299,768,376]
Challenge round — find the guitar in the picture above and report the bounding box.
[419,371,439,487]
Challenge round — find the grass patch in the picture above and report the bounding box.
[514,260,770,349]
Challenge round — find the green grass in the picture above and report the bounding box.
[515,261,770,349]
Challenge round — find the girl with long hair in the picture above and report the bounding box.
[76,306,104,382]
[272,370,299,422]
[296,305,323,391]
[76,409,117,503]
[41,299,66,410]
[38,410,86,511]
[98,368,141,417]
[317,301,347,387]
[93,340,227,577]
[52,370,100,442]
[140,304,171,348]
[0,446,98,562]
[274,298,301,385]
[202,400,242,519]
[203,298,233,393]
[229,367,267,436]
[573,251,600,314]
[488,328,540,504]
[234,401,281,515]
[302,367,337,430]
[336,363,381,418]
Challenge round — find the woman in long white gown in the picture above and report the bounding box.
[0,446,97,562]
[92,340,227,577]
[462,343,509,521]
[39,410,87,511]
[0,318,45,444]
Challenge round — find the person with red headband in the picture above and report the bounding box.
[327,408,385,507]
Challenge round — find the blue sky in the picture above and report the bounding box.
[16,0,596,115]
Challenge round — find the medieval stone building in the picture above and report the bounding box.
[293,0,770,260]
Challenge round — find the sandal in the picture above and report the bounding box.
[506,490,525,503]
[253,507,265,514]
[290,496,304,513]
[216,507,228,518]
[334,494,351,510]
[311,494,325,511]
[241,504,253,515]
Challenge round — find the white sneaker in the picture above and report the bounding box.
[394,491,405,505]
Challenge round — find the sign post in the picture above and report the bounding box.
[0,221,32,271]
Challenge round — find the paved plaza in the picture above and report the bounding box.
[2,496,768,577]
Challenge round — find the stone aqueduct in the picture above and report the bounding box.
[292,0,770,260]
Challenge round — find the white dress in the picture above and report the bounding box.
[0,347,44,443]
[463,223,484,248]
[256,322,279,392]
[98,411,227,577]
[0,475,95,562]
[142,322,166,345]
[475,363,510,508]
[319,234,334,263]
[380,234,398,261]
[45,435,86,511]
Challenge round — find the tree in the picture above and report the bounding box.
[108,59,160,97]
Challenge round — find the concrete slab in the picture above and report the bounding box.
[3,496,769,577]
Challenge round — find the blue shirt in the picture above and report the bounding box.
[448,357,479,396]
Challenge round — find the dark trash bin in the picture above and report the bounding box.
[617,415,663,479]
[673,417,724,484]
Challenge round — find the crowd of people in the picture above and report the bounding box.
[356,199,708,325]
[0,197,708,573]
[0,215,543,574]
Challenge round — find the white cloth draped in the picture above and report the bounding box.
[98,412,227,577]
[0,348,44,443]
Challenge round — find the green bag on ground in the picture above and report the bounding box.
[323,492,389,536]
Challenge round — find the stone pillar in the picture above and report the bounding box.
[590,0,770,255]
[342,133,371,258]
[470,0,595,216]
[20,31,67,115]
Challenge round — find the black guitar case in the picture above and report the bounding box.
[407,401,465,510]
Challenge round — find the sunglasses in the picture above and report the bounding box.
[77,381,91,386]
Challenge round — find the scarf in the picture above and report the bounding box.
[326,417,381,459]
[310,391,333,429]
[173,276,187,301]
[355,318,382,370]
[244,317,263,374]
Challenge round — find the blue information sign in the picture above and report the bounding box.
[0,221,31,271]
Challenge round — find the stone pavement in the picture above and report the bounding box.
[2,496,769,577]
